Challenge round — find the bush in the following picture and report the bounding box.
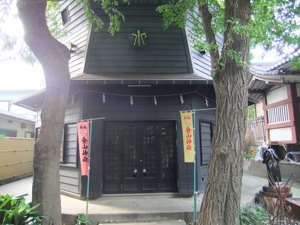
[240,204,269,225]
[76,213,92,225]
[0,194,47,225]
[0,134,7,139]
[244,148,257,159]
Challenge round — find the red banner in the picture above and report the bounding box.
[77,121,90,176]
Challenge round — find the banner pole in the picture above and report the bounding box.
[193,109,197,225]
[85,118,93,224]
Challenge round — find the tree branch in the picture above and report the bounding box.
[17,0,70,81]
[197,0,219,71]
[221,0,250,72]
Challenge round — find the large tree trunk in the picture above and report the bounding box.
[198,0,250,224]
[198,69,249,225]
[17,1,70,224]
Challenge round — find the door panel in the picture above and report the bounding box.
[103,121,177,194]
[123,123,139,192]
[158,124,177,192]
[140,124,157,192]
[103,124,122,193]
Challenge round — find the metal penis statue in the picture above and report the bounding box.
[262,148,282,185]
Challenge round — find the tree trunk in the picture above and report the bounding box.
[197,0,250,224]
[17,1,70,224]
[198,69,249,225]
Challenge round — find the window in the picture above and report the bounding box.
[61,123,77,166]
[35,126,76,166]
[25,131,34,138]
[61,7,69,25]
[199,121,213,166]
[0,129,17,137]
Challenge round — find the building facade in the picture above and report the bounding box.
[17,0,219,197]
[249,50,300,160]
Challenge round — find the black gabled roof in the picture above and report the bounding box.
[248,49,300,103]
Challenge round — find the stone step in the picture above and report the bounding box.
[98,219,186,225]
[63,212,193,225]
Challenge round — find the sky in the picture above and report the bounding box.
[0,2,45,91]
[0,61,44,90]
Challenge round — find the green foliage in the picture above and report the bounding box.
[244,150,256,159]
[226,49,249,67]
[157,0,195,29]
[157,0,300,64]
[46,1,68,40]
[76,213,92,225]
[18,44,36,65]
[98,0,128,35]
[0,0,65,64]
[0,0,13,23]
[77,0,129,35]
[249,0,300,53]
[0,194,47,225]
[0,134,7,139]
[76,0,104,32]
[0,32,17,52]
[240,204,269,225]
[292,56,300,69]
[157,0,225,61]
[247,105,255,120]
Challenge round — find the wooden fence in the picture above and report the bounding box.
[0,137,34,185]
[247,116,265,144]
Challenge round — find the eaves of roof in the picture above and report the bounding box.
[248,49,300,103]
[12,89,45,111]
[71,73,213,85]
[250,49,300,77]
[268,50,300,71]
[0,110,35,123]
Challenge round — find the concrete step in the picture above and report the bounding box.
[63,212,193,225]
[98,219,186,225]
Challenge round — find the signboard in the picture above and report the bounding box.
[180,111,194,163]
[77,121,90,176]
[129,28,148,48]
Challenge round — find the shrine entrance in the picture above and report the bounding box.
[103,121,177,194]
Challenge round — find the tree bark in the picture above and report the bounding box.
[197,0,250,224]
[17,1,70,224]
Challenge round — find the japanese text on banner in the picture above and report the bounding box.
[77,121,90,176]
[180,112,194,163]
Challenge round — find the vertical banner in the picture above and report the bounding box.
[77,121,90,176]
[180,111,194,163]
